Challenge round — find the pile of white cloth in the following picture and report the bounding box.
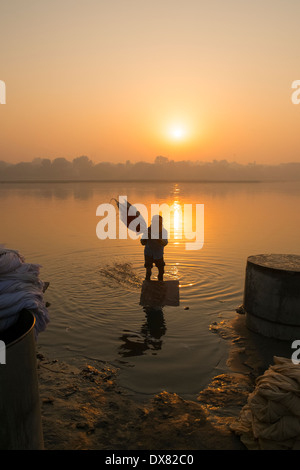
[231,356,300,450]
[0,248,50,339]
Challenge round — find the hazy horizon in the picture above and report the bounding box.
[1,155,300,181]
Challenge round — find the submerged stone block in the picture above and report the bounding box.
[140,280,180,307]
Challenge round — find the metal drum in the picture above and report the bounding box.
[244,254,300,341]
[0,309,44,449]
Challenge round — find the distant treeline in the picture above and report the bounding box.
[1,155,300,181]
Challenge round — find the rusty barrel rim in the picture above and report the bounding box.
[0,309,35,348]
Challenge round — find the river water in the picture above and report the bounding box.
[1,180,299,398]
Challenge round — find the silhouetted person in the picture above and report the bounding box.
[141,215,168,281]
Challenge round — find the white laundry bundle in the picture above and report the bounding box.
[0,248,50,338]
[231,356,300,450]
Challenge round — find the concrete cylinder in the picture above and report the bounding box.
[0,309,44,449]
[244,254,300,341]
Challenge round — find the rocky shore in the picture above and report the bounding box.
[37,314,279,450]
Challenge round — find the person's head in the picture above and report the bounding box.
[151,214,163,228]
[150,215,163,239]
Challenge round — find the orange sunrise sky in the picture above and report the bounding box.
[1,0,300,165]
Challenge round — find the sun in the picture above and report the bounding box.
[169,125,187,141]
[158,115,195,147]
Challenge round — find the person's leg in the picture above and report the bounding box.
[157,266,164,281]
[144,256,153,280]
[155,258,165,281]
[145,267,152,281]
